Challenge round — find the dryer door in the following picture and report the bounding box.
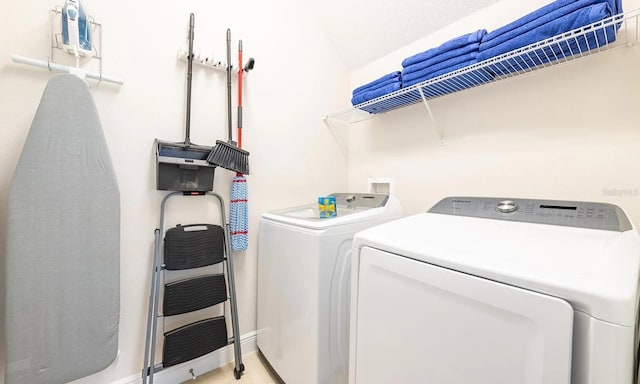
[351,247,574,384]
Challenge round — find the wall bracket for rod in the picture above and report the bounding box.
[417,87,443,143]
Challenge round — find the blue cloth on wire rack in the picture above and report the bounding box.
[399,29,486,92]
[230,175,248,251]
[402,51,478,83]
[352,71,401,95]
[399,66,494,104]
[358,65,494,114]
[353,76,399,96]
[402,30,487,67]
[480,0,619,53]
[351,71,402,106]
[477,2,614,62]
[351,82,402,105]
[401,59,477,87]
[483,20,617,76]
[402,43,480,76]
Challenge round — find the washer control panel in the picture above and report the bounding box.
[428,196,632,232]
[496,200,518,213]
[329,193,389,209]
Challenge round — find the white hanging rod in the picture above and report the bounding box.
[11,54,124,85]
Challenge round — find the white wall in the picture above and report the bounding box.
[347,0,640,229]
[0,0,348,382]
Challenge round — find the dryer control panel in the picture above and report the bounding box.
[428,196,633,232]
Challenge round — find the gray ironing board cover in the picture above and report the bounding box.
[5,74,120,384]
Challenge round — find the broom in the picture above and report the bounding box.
[207,29,250,175]
[230,40,252,251]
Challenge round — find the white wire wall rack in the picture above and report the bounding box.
[323,8,640,124]
[10,7,123,85]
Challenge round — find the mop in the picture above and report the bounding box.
[207,29,250,175]
[230,40,254,251]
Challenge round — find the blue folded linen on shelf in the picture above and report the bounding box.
[484,22,616,76]
[401,59,477,88]
[477,2,613,62]
[401,43,480,76]
[359,103,393,114]
[352,71,401,95]
[357,65,495,114]
[402,30,487,67]
[402,51,478,83]
[479,0,619,53]
[352,76,399,97]
[351,82,402,105]
[398,67,495,104]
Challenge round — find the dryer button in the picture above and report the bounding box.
[497,200,518,214]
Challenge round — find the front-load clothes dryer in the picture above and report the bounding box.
[349,196,640,384]
[257,193,401,384]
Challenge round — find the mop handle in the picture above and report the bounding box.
[226,29,233,143]
[237,40,243,149]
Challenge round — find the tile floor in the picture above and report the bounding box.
[187,352,281,384]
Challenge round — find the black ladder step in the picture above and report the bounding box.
[162,316,228,368]
[164,224,225,270]
[163,274,227,316]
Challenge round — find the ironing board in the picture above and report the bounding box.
[5,74,120,384]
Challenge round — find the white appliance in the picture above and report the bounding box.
[349,196,640,384]
[257,193,402,384]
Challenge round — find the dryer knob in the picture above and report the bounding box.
[497,200,518,214]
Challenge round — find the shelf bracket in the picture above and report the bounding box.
[322,116,349,161]
[417,87,442,143]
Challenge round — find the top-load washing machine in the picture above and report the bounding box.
[257,193,401,384]
[349,196,640,384]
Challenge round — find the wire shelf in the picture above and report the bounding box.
[324,8,640,124]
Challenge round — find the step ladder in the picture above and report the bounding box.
[142,191,244,383]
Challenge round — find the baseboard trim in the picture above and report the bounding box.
[114,331,257,384]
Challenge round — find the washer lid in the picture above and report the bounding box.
[262,193,389,230]
[353,198,640,326]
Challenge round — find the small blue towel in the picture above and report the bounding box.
[357,67,493,113]
[480,0,617,52]
[353,71,401,95]
[478,3,612,62]
[402,30,487,67]
[485,23,616,75]
[352,76,399,97]
[402,43,480,75]
[402,51,478,83]
[397,67,494,104]
[351,82,402,105]
[401,59,478,88]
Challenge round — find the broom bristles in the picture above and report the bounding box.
[207,140,250,175]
